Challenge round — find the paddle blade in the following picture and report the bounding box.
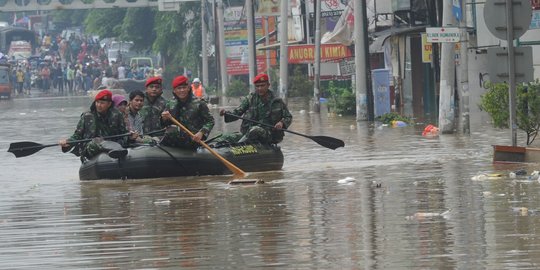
[8,141,48,158]
[310,136,345,150]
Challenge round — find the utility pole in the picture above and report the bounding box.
[438,0,455,133]
[279,0,289,100]
[312,0,321,112]
[201,0,208,87]
[217,0,228,96]
[304,0,312,79]
[354,0,368,120]
[264,16,271,75]
[246,0,257,92]
[506,0,517,146]
[459,3,470,134]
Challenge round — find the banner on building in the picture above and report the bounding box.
[288,44,353,64]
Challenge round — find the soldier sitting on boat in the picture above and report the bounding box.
[59,89,138,160]
[219,73,292,144]
[160,75,215,150]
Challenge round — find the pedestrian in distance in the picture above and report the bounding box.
[191,77,207,100]
[15,68,24,95]
[139,76,167,135]
[59,89,138,160]
[219,73,292,144]
[160,75,215,150]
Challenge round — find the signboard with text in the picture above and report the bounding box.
[426,27,460,43]
[224,6,269,75]
[307,0,348,18]
[288,44,353,64]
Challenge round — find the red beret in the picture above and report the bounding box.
[95,89,112,101]
[145,76,162,87]
[172,75,189,89]
[253,73,269,83]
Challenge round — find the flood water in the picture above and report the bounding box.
[1,94,540,269]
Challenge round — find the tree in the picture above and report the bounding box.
[84,9,126,38]
[119,8,156,51]
[480,81,540,145]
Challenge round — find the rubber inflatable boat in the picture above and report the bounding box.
[79,143,284,180]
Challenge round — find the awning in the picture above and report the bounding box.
[257,41,303,51]
[369,25,426,53]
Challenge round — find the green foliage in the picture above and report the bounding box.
[226,79,249,97]
[376,112,413,124]
[480,80,540,145]
[119,8,156,51]
[326,81,355,115]
[50,10,88,28]
[205,85,217,96]
[288,66,313,97]
[479,82,509,128]
[152,5,200,74]
[84,9,126,38]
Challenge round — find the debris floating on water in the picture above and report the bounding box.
[337,177,356,184]
[228,179,264,185]
[406,209,451,220]
[153,200,171,205]
[471,173,504,181]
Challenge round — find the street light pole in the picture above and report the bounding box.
[246,0,257,92]
[217,0,228,96]
[312,0,321,113]
[278,0,289,100]
[201,0,208,86]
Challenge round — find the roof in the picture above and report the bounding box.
[369,25,426,53]
[257,41,303,51]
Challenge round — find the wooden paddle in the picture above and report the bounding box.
[224,113,345,150]
[8,129,165,158]
[167,117,247,178]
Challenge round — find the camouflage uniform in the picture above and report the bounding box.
[223,90,292,144]
[161,95,215,150]
[139,94,167,135]
[66,107,128,159]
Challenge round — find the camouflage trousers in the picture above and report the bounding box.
[160,127,200,150]
[82,140,124,159]
[217,126,272,144]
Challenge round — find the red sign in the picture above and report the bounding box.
[533,0,540,10]
[288,44,353,64]
[226,57,267,75]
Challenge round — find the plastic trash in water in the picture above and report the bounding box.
[391,120,407,127]
[422,124,439,137]
[406,209,451,220]
[337,177,356,184]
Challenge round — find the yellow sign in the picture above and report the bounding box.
[421,33,432,63]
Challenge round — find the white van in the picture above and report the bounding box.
[107,41,133,64]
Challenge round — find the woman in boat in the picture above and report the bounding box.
[219,73,292,144]
[59,89,138,159]
[160,75,215,150]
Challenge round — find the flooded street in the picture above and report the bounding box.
[2,95,540,269]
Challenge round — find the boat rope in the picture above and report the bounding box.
[155,144,187,170]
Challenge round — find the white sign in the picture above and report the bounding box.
[426,27,460,43]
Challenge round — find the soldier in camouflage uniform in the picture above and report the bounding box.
[139,76,167,136]
[219,73,292,144]
[59,89,137,159]
[160,75,215,150]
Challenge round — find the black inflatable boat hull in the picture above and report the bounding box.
[79,143,284,180]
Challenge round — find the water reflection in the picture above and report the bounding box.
[3,96,540,268]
